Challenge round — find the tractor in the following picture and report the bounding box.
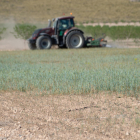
[28,16,107,50]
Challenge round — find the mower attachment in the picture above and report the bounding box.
[85,34,107,47]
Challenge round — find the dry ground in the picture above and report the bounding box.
[0,38,139,51]
[0,0,140,23]
[0,92,140,140]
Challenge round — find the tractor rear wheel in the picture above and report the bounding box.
[66,31,84,49]
[36,36,52,49]
[28,42,36,50]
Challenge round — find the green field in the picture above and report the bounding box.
[0,48,139,97]
[0,0,140,23]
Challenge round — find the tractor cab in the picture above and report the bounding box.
[57,18,75,36]
[51,17,74,32]
[50,16,75,46]
[48,16,75,35]
[58,17,74,46]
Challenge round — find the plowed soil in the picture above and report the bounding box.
[0,39,28,51]
[0,92,140,140]
[0,38,139,51]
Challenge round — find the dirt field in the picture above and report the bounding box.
[0,92,140,140]
[0,0,140,23]
[0,37,139,51]
[0,38,28,51]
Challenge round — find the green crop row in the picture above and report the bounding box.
[0,49,139,97]
[77,25,140,40]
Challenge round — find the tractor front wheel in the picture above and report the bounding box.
[66,31,84,49]
[36,36,52,49]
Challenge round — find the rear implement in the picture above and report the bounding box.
[85,34,107,48]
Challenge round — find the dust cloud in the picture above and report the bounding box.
[0,18,29,51]
[105,36,140,48]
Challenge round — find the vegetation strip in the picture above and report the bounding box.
[1,23,140,41]
[77,25,140,40]
[0,49,139,97]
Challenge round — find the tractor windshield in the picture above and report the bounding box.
[58,18,74,30]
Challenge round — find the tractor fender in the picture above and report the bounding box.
[63,28,84,44]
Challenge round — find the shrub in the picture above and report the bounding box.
[12,23,37,40]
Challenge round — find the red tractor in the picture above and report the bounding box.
[28,16,107,50]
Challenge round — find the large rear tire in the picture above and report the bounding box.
[66,31,84,49]
[36,36,52,49]
[28,42,36,50]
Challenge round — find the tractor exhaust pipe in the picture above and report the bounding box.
[47,19,52,28]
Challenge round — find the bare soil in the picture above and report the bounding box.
[0,38,28,51]
[106,37,140,48]
[0,92,140,140]
[0,0,140,23]
[0,37,139,51]
[0,39,59,51]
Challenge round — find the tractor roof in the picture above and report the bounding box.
[57,16,75,20]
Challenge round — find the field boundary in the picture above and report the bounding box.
[77,22,140,27]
